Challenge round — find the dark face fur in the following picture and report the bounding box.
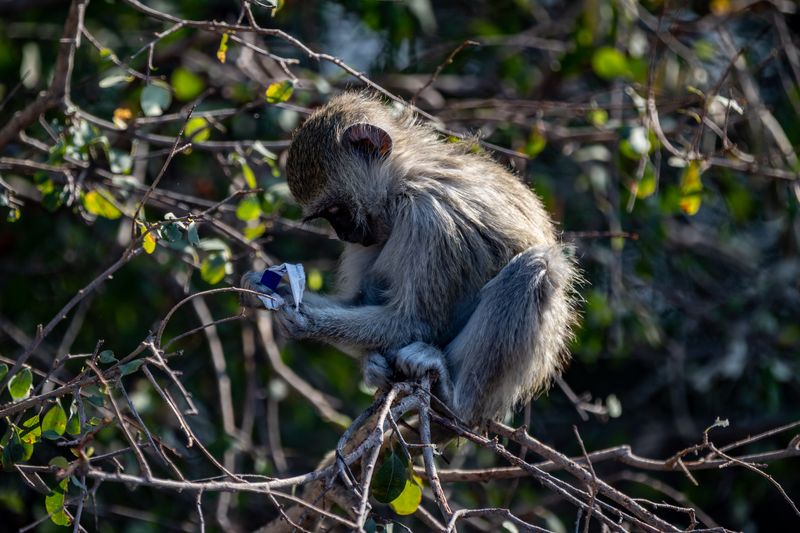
[304,202,377,246]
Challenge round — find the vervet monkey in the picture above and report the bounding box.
[242,92,578,425]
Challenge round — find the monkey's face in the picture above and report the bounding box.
[304,202,378,246]
[286,94,396,247]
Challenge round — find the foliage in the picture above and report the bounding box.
[0,0,799,531]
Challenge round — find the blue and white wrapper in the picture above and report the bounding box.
[256,263,305,311]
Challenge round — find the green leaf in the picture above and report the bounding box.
[185,117,210,142]
[119,359,145,376]
[632,163,657,200]
[140,82,172,117]
[243,223,267,241]
[591,47,630,80]
[45,478,71,527]
[524,127,546,158]
[201,253,228,285]
[98,350,117,364]
[49,456,69,469]
[83,189,122,220]
[265,80,294,104]
[42,402,67,439]
[162,222,183,243]
[171,67,205,101]
[236,196,262,221]
[20,414,42,444]
[8,367,33,401]
[389,476,423,515]
[371,452,408,503]
[693,39,715,61]
[587,108,608,127]
[2,430,29,466]
[84,385,107,408]
[66,413,81,436]
[0,363,7,383]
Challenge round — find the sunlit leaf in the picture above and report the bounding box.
[679,161,703,215]
[523,127,546,159]
[8,367,33,401]
[243,223,267,241]
[171,67,205,101]
[241,160,257,188]
[634,164,657,199]
[591,47,630,80]
[307,269,323,291]
[185,117,210,142]
[143,230,157,254]
[42,402,67,439]
[83,189,122,220]
[236,196,262,221]
[140,81,172,117]
[20,414,41,444]
[587,108,608,127]
[389,475,423,515]
[201,253,228,285]
[217,33,229,63]
[265,80,294,104]
[45,478,71,527]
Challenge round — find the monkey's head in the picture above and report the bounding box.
[286,93,399,247]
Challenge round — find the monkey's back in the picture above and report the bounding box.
[371,133,561,347]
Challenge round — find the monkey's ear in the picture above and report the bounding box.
[343,123,392,159]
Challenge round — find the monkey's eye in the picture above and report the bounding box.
[327,205,340,215]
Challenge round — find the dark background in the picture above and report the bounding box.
[1,0,799,531]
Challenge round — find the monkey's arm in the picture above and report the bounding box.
[276,195,461,350]
[277,301,429,351]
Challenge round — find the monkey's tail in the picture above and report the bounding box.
[446,244,579,425]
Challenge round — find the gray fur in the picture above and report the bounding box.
[258,92,579,425]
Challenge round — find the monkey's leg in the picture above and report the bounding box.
[446,245,574,425]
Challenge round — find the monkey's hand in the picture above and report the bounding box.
[275,303,315,339]
[240,271,295,309]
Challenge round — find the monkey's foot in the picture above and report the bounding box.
[363,352,394,389]
[394,342,453,406]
